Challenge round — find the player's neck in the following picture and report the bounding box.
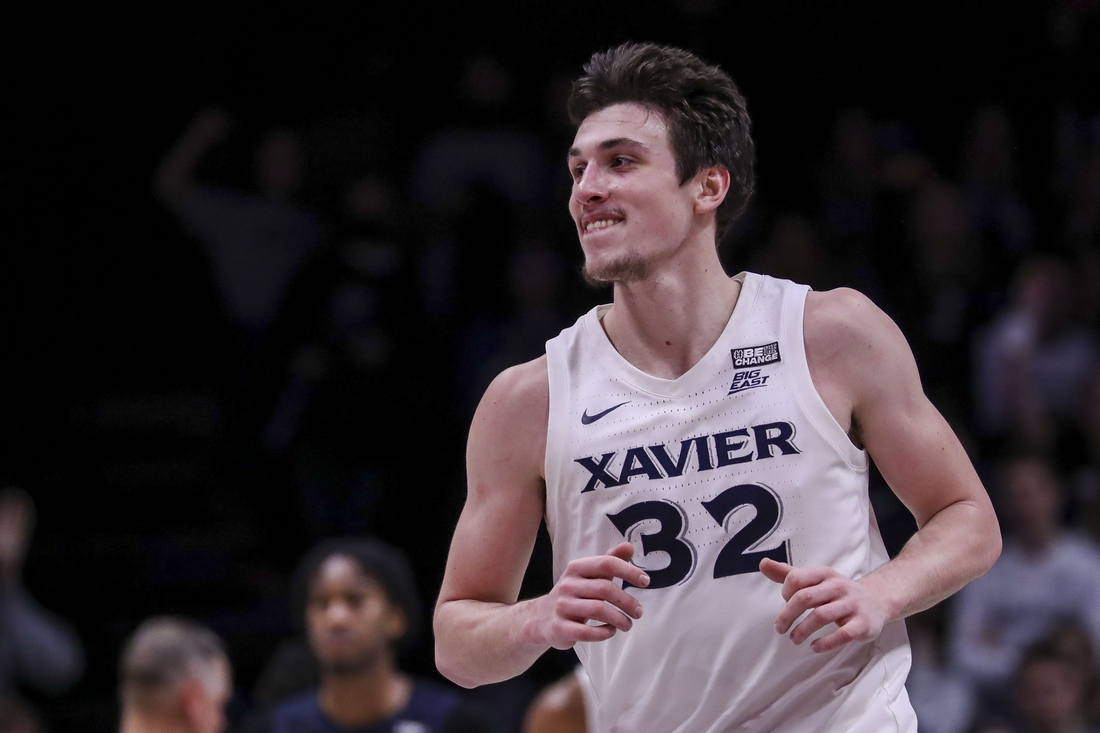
[602,243,740,380]
[319,659,411,729]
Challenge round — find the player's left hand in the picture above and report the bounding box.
[759,558,895,653]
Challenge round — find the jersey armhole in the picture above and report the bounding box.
[782,285,868,470]
[543,334,571,542]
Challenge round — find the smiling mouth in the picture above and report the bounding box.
[583,218,622,234]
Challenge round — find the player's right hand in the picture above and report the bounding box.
[530,542,649,649]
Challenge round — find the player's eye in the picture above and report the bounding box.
[611,156,632,167]
[571,165,585,181]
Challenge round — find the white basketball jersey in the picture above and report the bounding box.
[543,272,917,733]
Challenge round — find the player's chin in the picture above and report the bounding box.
[581,252,649,287]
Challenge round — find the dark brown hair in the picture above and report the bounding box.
[568,42,755,240]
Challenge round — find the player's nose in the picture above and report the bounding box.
[574,165,609,204]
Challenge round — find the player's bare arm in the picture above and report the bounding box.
[761,287,1002,652]
[434,357,648,689]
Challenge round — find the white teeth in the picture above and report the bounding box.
[584,219,620,232]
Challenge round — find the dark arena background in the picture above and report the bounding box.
[4,2,1100,731]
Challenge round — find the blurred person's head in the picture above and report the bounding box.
[999,455,1064,551]
[1011,257,1077,337]
[255,128,303,201]
[1016,639,1092,733]
[0,698,44,733]
[290,538,420,678]
[118,617,231,733]
[567,41,755,242]
[910,181,974,282]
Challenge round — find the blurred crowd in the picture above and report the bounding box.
[7,11,1100,732]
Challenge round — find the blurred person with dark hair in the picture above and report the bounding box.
[1007,639,1097,733]
[266,538,490,733]
[974,256,1100,449]
[436,41,1000,733]
[118,617,231,733]
[153,107,321,339]
[950,456,1100,708]
[0,487,84,697]
[960,103,1035,262]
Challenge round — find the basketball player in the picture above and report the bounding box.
[434,42,1002,732]
[118,617,231,733]
[268,538,491,732]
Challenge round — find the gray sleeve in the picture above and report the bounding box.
[0,584,85,693]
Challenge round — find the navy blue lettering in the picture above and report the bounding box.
[648,440,694,477]
[693,436,714,471]
[620,447,663,482]
[607,501,695,589]
[575,453,623,493]
[713,429,753,467]
[753,422,799,459]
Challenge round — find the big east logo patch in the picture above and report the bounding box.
[728,369,770,395]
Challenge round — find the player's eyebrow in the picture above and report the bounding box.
[567,137,651,161]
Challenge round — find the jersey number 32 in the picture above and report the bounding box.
[606,483,790,589]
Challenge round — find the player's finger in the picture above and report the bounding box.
[566,622,618,645]
[808,617,870,653]
[606,542,651,588]
[787,599,855,645]
[780,565,835,602]
[607,541,635,562]
[560,598,635,631]
[759,558,791,585]
[572,579,643,619]
[774,580,843,633]
[570,549,650,588]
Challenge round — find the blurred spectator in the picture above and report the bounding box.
[410,54,550,323]
[1013,639,1097,733]
[0,698,43,733]
[521,667,592,733]
[973,257,1100,448]
[748,213,843,292]
[950,456,1100,707]
[960,104,1035,260]
[0,487,84,697]
[906,609,975,733]
[153,107,322,339]
[118,617,232,733]
[262,539,490,732]
[899,180,990,413]
[258,174,419,538]
[455,236,568,417]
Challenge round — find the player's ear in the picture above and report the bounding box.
[693,165,730,216]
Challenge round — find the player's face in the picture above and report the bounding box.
[306,555,406,674]
[568,102,699,284]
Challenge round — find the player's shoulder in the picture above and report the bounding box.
[482,355,549,406]
[804,287,908,359]
[469,356,549,463]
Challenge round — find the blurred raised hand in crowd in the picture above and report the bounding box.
[0,488,83,699]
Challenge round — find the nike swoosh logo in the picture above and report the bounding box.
[581,401,631,425]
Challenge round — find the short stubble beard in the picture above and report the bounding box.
[582,251,650,286]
